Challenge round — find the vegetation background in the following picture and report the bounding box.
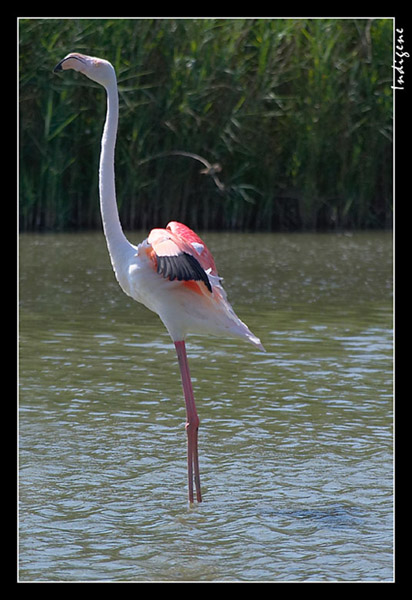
[19,18,393,232]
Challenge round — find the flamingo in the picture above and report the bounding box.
[54,53,264,504]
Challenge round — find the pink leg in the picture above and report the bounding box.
[174,341,202,503]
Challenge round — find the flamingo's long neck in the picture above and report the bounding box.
[99,75,131,270]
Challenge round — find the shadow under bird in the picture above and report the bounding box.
[54,53,264,504]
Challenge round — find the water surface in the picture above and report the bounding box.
[19,231,393,581]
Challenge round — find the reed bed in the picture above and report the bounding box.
[19,18,393,231]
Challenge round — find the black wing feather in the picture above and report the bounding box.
[156,253,212,292]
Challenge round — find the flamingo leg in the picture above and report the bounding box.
[174,341,202,504]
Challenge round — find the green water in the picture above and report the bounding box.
[19,230,393,581]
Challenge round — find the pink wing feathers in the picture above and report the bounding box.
[147,222,215,293]
[165,221,217,275]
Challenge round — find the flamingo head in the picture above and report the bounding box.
[54,53,115,87]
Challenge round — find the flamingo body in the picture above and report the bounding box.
[120,221,264,349]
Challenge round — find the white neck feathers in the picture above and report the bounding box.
[99,77,131,268]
